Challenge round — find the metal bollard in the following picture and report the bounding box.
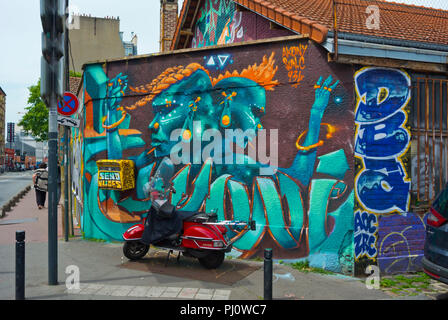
[264,248,273,300]
[16,231,25,300]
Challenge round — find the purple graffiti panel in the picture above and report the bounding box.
[377,213,427,274]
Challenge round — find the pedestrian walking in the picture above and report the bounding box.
[57,161,61,204]
[33,162,48,209]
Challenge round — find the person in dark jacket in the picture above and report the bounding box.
[33,162,48,209]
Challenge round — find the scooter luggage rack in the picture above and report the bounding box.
[203,220,256,247]
[204,220,256,229]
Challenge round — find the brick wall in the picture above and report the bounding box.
[377,213,427,274]
[353,66,428,275]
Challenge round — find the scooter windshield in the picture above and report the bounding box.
[144,157,175,201]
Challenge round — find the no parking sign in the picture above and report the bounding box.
[57,92,79,116]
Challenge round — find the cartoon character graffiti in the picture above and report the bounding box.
[81,49,354,272]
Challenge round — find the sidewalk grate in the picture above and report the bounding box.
[65,283,231,300]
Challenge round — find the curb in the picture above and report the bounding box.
[0,184,32,219]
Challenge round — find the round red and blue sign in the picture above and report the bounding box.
[57,92,79,116]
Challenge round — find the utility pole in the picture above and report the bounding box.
[64,0,70,242]
[40,0,66,285]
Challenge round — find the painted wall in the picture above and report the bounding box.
[191,0,294,48]
[78,38,356,273]
[353,67,427,275]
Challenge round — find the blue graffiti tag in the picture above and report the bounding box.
[354,211,378,260]
[354,68,411,214]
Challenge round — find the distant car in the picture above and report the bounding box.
[422,182,448,285]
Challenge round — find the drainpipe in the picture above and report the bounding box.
[333,0,338,60]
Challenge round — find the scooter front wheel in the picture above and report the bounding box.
[198,251,225,269]
[123,241,149,260]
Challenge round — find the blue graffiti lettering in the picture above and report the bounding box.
[354,211,378,260]
[355,67,411,214]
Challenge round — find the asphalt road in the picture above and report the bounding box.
[0,170,33,208]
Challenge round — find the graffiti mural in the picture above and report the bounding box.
[79,40,355,273]
[71,125,83,229]
[204,54,234,70]
[354,210,378,260]
[192,0,244,48]
[354,67,411,215]
[282,44,308,88]
[377,213,427,274]
[353,67,414,273]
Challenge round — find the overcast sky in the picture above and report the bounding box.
[0,0,446,126]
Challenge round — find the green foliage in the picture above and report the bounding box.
[18,80,48,142]
[380,272,432,296]
[69,70,82,78]
[290,260,334,275]
[291,260,310,271]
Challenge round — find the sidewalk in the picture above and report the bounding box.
[0,190,439,301]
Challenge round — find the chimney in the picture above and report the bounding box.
[160,0,178,52]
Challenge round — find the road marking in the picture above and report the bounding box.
[66,283,231,300]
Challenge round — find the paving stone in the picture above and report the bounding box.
[65,287,83,294]
[110,285,135,296]
[197,288,214,295]
[195,293,213,300]
[212,289,231,300]
[160,287,182,298]
[65,283,87,294]
[431,284,448,292]
[178,288,199,299]
[62,282,232,300]
[128,286,150,297]
[146,286,167,298]
[78,283,105,295]
[195,289,215,300]
[95,285,122,296]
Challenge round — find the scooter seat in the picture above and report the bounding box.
[175,211,205,221]
[185,213,209,222]
[174,210,200,221]
[178,211,217,222]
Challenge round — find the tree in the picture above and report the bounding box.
[18,80,49,142]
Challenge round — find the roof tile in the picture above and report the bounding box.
[171,0,448,50]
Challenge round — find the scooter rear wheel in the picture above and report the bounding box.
[198,251,225,269]
[123,241,149,260]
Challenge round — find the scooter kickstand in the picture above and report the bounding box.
[165,250,173,267]
[176,251,181,264]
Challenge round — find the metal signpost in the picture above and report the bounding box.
[57,91,79,241]
[40,0,66,285]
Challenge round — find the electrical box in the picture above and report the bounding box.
[96,159,135,191]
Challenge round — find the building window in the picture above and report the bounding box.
[410,76,448,210]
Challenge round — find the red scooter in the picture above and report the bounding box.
[122,158,255,269]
